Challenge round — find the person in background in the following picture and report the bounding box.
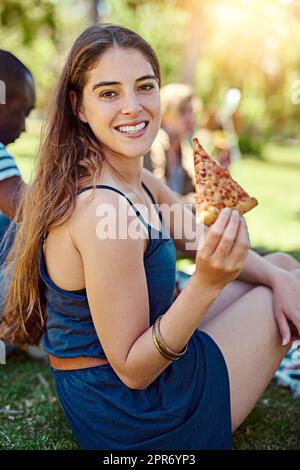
[144,83,199,200]
[0,50,35,264]
[0,51,36,359]
[197,110,233,169]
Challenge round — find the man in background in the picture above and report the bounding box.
[0,50,36,359]
[0,50,35,263]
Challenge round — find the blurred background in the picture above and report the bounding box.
[1,0,300,254]
[1,1,300,451]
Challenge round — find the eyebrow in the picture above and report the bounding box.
[92,75,157,91]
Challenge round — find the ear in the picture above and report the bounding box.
[69,90,87,123]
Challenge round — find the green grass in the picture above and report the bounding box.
[0,352,299,450]
[233,384,300,450]
[230,143,300,251]
[0,354,77,450]
[2,135,300,449]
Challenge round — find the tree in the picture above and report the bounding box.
[0,0,58,45]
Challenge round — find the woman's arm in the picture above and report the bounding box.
[145,170,204,258]
[71,189,248,390]
[149,171,300,343]
[0,176,25,218]
[152,171,282,286]
[237,249,279,286]
[71,189,219,390]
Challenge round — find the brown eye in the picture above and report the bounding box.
[139,84,154,91]
[100,91,117,99]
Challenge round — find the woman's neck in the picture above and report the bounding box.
[101,155,144,190]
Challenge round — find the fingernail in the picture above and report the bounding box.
[282,337,289,346]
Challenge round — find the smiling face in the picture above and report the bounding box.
[74,47,161,160]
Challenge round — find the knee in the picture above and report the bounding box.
[264,252,299,271]
[291,269,300,282]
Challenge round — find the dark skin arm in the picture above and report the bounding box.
[0,176,26,218]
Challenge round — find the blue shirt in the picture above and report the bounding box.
[0,143,21,182]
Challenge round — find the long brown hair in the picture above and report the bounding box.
[0,23,161,348]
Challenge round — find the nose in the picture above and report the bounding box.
[121,92,142,116]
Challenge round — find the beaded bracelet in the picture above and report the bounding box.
[152,315,188,361]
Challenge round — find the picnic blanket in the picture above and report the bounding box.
[274,343,300,398]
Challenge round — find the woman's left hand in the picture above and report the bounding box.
[269,269,300,346]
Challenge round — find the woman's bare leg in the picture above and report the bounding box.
[200,269,300,432]
[198,252,300,328]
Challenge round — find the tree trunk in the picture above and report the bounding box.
[91,0,104,24]
[180,0,204,86]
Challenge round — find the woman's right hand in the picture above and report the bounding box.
[195,208,250,291]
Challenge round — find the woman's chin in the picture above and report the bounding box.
[113,142,152,159]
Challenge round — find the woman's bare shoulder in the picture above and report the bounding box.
[71,183,129,238]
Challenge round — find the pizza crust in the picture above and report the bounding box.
[196,197,258,226]
[236,197,258,215]
[195,206,219,225]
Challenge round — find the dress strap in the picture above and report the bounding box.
[142,182,162,222]
[76,184,150,231]
[141,182,155,204]
[42,182,161,242]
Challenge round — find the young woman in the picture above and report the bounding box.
[1,24,300,450]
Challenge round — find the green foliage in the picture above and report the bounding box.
[109,0,189,86]
[0,1,88,107]
[2,0,300,138]
[238,133,264,158]
[0,0,59,45]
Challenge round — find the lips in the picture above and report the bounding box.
[114,120,149,136]
[114,120,149,128]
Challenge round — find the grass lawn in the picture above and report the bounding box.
[1,135,300,450]
[1,352,299,450]
[230,143,300,252]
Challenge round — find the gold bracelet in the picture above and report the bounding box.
[155,315,188,358]
[152,327,175,361]
[152,315,188,361]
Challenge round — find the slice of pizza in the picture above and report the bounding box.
[193,137,258,225]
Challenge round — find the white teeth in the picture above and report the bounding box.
[117,122,146,134]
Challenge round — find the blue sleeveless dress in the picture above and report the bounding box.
[39,183,232,450]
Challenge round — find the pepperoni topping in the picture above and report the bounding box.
[212,166,228,178]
